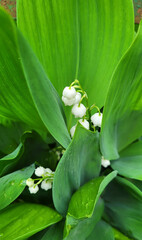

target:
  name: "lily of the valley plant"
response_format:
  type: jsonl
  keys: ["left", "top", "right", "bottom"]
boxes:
{"left": 0, "top": 0, "right": 142, "bottom": 239}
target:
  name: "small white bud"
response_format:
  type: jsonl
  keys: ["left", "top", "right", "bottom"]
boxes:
{"left": 41, "top": 180, "right": 52, "bottom": 191}
{"left": 62, "top": 96, "right": 76, "bottom": 106}
{"left": 91, "top": 113, "right": 103, "bottom": 127}
{"left": 101, "top": 156, "right": 110, "bottom": 168}
{"left": 79, "top": 119, "right": 89, "bottom": 130}
{"left": 26, "top": 178, "right": 34, "bottom": 187}
{"left": 62, "top": 86, "right": 76, "bottom": 99}
{"left": 74, "top": 92, "right": 81, "bottom": 104}
{"left": 44, "top": 168, "right": 53, "bottom": 177}
{"left": 35, "top": 166, "right": 45, "bottom": 177}
{"left": 29, "top": 185, "right": 39, "bottom": 194}
{"left": 72, "top": 103, "right": 86, "bottom": 118}
{"left": 70, "top": 125, "right": 77, "bottom": 137}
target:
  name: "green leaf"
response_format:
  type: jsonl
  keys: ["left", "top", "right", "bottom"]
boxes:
{"left": 0, "top": 8, "right": 45, "bottom": 131}
{"left": 0, "top": 121, "right": 26, "bottom": 155}
{"left": 18, "top": 31, "right": 71, "bottom": 149}
{"left": 41, "top": 222, "right": 64, "bottom": 240}
{"left": 0, "top": 164, "right": 35, "bottom": 210}
{"left": 0, "top": 8, "right": 70, "bottom": 148}
{"left": 64, "top": 199, "right": 104, "bottom": 240}
{"left": 87, "top": 220, "right": 115, "bottom": 240}
{"left": 64, "top": 171, "right": 117, "bottom": 239}
{"left": 103, "top": 177, "right": 142, "bottom": 240}
{"left": 67, "top": 171, "right": 117, "bottom": 219}
{"left": 53, "top": 124, "right": 101, "bottom": 216}
{"left": 0, "top": 131, "right": 49, "bottom": 177}
{"left": 17, "top": 0, "right": 134, "bottom": 108}
{"left": 111, "top": 141, "right": 142, "bottom": 180}
{"left": 101, "top": 22, "right": 142, "bottom": 159}
{"left": 0, "top": 203, "right": 62, "bottom": 240}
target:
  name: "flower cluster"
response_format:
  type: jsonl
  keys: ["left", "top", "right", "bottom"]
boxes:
{"left": 62, "top": 79, "right": 103, "bottom": 137}
{"left": 26, "top": 166, "right": 54, "bottom": 194}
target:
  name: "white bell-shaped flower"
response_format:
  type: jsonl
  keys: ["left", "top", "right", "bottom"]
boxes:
{"left": 62, "top": 96, "right": 76, "bottom": 106}
{"left": 70, "top": 125, "right": 77, "bottom": 137}
{"left": 74, "top": 92, "right": 82, "bottom": 104}
{"left": 72, "top": 103, "right": 86, "bottom": 118}
{"left": 91, "top": 113, "right": 103, "bottom": 127}
{"left": 44, "top": 168, "right": 53, "bottom": 177}
{"left": 29, "top": 185, "right": 39, "bottom": 194}
{"left": 41, "top": 180, "right": 52, "bottom": 191}
{"left": 26, "top": 178, "right": 34, "bottom": 187}
{"left": 62, "top": 86, "right": 76, "bottom": 99}
{"left": 101, "top": 156, "right": 110, "bottom": 168}
{"left": 35, "top": 166, "right": 45, "bottom": 177}
{"left": 79, "top": 119, "right": 89, "bottom": 130}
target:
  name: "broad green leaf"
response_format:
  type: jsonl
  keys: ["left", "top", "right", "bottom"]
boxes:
{"left": 0, "top": 8, "right": 45, "bottom": 131}
{"left": 64, "top": 171, "right": 117, "bottom": 239}
{"left": 111, "top": 141, "right": 142, "bottom": 180}
{"left": 101, "top": 22, "right": 142, "bottom": 159}
{"left": 0, "top": 203, "right": 62, "bottom": 240}
{"left": 66, "top": 171, "right": 117, "bottom": 219}
{"left": 41, "top": 222, "right": 64, "bottom": 240}
{"left": 18, "top": 31, "right": 71, "bottom": 149}
{"left": 64, "top": 199, "right": 104, "bottom": 240}
{"left": 103, "top": 177, "right": 142, "bottom": 240}
{"left": 0, "top": 131, "right": 49, "bottom": 177}
{"left": 0, "top": 164, "right": 34, "bottom": 210}
{"left": 53, "top": 124, "right": 101, "bottom": 215}
{"left": 87, "top": 220, "right": 114, "bottom": 240}
{"left": 17, "top": 0, "right": 134, "bottom": 108}
{"left": 0, "top": 121, "right": 26, "bottom": 155}
{"left": 0, "top": 8, "right": 70, "bottom": 148}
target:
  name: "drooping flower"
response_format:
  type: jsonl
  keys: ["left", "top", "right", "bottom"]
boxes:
{"left": 72, "top": 103, "right": 86, "bottom": 118}
{"left": 41, "top": 180, "right": 52, "bottom": 191}
{"left": 35, "top": 166, "right": 45, "bottom": 177}
{"left": 26, "top": 178, "right": 34, "bottom": 187}
{"left": 91, "top": 112, "right": 103, "bottom": 127}
{"left": 29, "top": 184, "right": 39, "bottom": 194}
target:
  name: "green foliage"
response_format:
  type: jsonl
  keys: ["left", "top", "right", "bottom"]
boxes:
{"left": 0, "top": 0, "right": 141, "bottom": 239}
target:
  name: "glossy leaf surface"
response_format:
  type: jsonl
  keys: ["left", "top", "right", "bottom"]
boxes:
{"left": 104, "top": 177, "right": 142, "bottom": 240}
{"left": 64, "top": 171, "right": 117, "bottom": 239}
{"left": 17, "top": 0, "right": 134, "bottom": 108}
{"left": 0, "top": 203, "right": 62, "bottom": 239}
{"left": 101, "top": 22, "right": 142, "bottom": 159}
{"left": 0, "top": 164, "right": 34, "bottom": 210}
{"left": 18, "top": 32, "right": 70, "bottom": 148}
{"left": 111, "top": 141, "right": 142, "bottom": 180}
{"left": 53, "top": 125, "right": 101, "bottom": 215}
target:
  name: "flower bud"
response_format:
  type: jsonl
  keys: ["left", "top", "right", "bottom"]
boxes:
{"left": 62, "top": 86, "right": 76, "bottom": 99}
{"left": 70, "top": 125, "right": 77, "bottom": 137}
{"left": 91, "top": 113, "right": 103, "bottom": 127}
{"left": 71, "top": 103, "right": 86, "bottom": 118}
{"left": 29, "top": 185, "right": 39, "bottom": 194}
{"left": 101, "top": 156, "right": 110, "bottom": 168}
{"left": 35, "top": 166, "right": 45, "bottom": 177}
{"left": 74, "top": 92, "right": 81, "bottom": 104}
{"left": 41, "top": 180, "right": 52, "bottom": 191}
{"left": 26, "top": 178, "right": 34, "bottom": 187}
{"left": 79, "top": 119, "right": 89, "bottom": 130}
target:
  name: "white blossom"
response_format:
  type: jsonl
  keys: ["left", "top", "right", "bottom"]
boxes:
{"left": 29, "top": 185, "right": 39, "bottom": 194}
{"left": 72, "top": 103, "right": 86, "bottom": 118}
{"left": 44, "top": 168, "right": 53, "bottom": 177}
{"left": 91, "top": 113, "right": 103, "bottom": 127}
{"left": 101, "top": 156, "right": 110, "bottom": 168}
{"left": 35, "top": 166, "right": 45, "bottom": 177}
{"left": 74, "top": 92, "right": 82, "bottom": 104}
{"left": 70, "top": 125, "right": 77, "bottom": 137}
{"left": 41, "top": 180, "right": 52, "bottom": 191}
{"left": 26, "top": 178, "right": 34, "bottom": 187}
{"left": 79, "top": 119, "right": 89, "bottom": 130}
{"left": 62, "top": 86, "right": 76, "bottom": 99}
{"left": 62, "top": 96, "right": 76, "bottom": 106}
